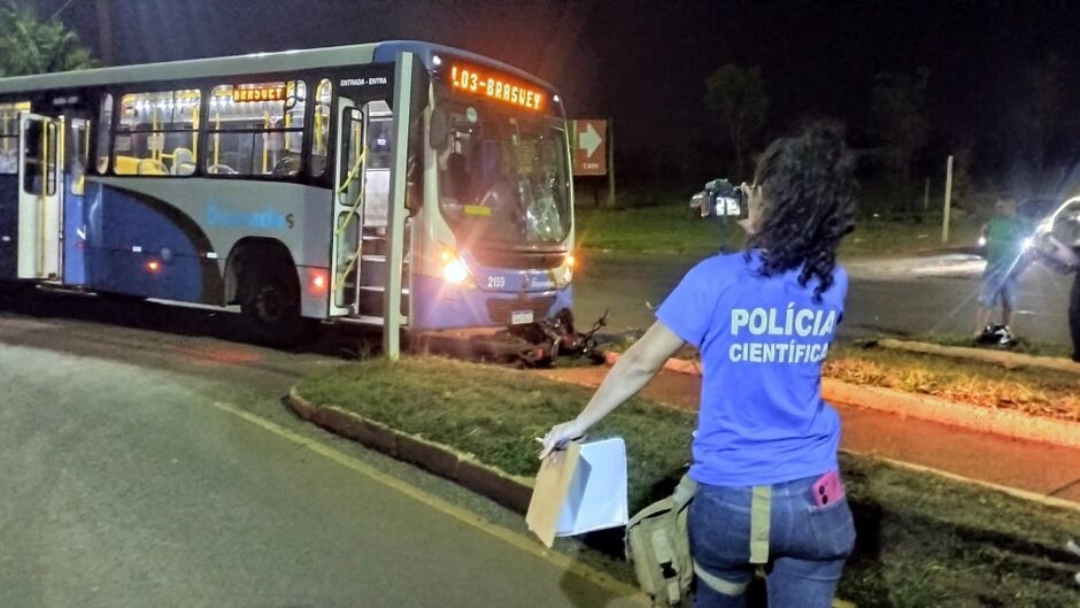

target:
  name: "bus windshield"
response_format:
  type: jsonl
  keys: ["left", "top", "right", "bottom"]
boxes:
{"left": 434, "top": 101, "right": 570, "bottom": 248}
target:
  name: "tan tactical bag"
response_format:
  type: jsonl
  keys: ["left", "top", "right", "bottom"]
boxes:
{"left": 624, "top": 475, "right": 698, "bottom": 607}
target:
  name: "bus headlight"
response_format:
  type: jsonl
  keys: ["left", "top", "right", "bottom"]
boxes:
{"left": 560, "top": 264, "right": 573, "bottom": 285}
{"left": 440, "top": 249, "right": 472, "bottom": 285}
{"left": 444, "top": 258, "right": 470, "bottom": 284}
{"left": 554, "top": 254, "right": 574, "bottom": 287}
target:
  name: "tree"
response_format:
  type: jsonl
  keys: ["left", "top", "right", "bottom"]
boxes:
{"left": 872, "top": 68, "right": 930, "bottom": 213}
{"left": 1016, "top": 55, "right": 1065, "bottom": 177}
{"left": 704, "top": 65, "right": 768, "bottom": 180}
{"left": 0, "top": 1, "right": 96, "bottom": 77}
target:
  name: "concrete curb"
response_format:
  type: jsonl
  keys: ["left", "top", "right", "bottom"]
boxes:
{"left": 605, "top": 352, "right": 1080, "bottom": 450}
{"left": 877, "top": 338, "right": 1080, "bottom": 376}
{"left": 284, "top": 388, "right": 534, "bottom": 514}
{"left": 284, "top": 380, "right": 1080, "bottom": 603}
{"left": 286, "top": 386, "right": 1080, "bottom": 516}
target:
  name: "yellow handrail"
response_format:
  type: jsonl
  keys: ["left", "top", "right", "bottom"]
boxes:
{"left": 151, "top": 103, "right": 159, "bottom": 162}
{"left": 213, "top": 112, "right": 220, "bottom": 167}
{"left": 192, "top": 105, "right": 199, "bottom": 158}
{"left": 336, "top": 148, "right": 365, "bottom": 194}
{"left": 335, "top": 145, "right": 369, "bottom": 286}
{"left": 334, "top": 149, "right": 367, "bottom": 236}
{"left": 262, "top": 111, "right": 270, "bottom": 174}
{"left": 284, "top": 110, "right": 291, "bottom": 154}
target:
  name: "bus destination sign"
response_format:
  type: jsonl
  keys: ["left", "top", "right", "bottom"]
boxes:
{"left": 231, "top": 85, "right": 286, "bottom": 103}
{"left": 449, "top": 64, "right": 544, "bottom": 111}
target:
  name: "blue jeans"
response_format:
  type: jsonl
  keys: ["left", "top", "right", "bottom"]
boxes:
{"left": 979, "top": 265, "right": 1021, "bottom": 310}
{"left": 689, "top": 474, "right": 856, "bottom": 608}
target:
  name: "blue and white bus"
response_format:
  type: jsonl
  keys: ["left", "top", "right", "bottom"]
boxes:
{"left": 0, "top": 41, "right": 575, "bottom": 347}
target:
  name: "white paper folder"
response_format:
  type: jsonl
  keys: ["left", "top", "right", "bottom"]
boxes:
{"left": 526, "top": 437, "right": 629, "bottom": 548}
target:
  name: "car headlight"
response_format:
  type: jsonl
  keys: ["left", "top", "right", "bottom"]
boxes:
{"left": 977, "top": 236, "right": 987, "bottom": 247}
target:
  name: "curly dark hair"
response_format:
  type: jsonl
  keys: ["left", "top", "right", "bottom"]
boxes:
{"left": 746, "top": 122, "right": 858, "bottom": 301}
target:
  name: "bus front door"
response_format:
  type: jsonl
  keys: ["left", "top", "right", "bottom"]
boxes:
{"left": 16, "top": 113, "right": 62, "bottom": 280}
{"left": 329, "top": 97, "right": 365, "bottom": 316}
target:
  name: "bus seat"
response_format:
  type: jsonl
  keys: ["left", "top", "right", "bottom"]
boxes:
{"left": 207, "top": 164, "right": 238, "bottom": 175}
{"left": 114, "top": 155, "right": 140, "bottom": 175}
{"left": 137, "top": 159, "right": 168, "bottom": 175}
{"left": 171, "top": 148, "right": 195, "bottom": 175}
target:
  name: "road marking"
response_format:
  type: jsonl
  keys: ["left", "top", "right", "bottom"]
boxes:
{"left": 209, "top": 401, "right": 860, "bottom": 608}
{"left": 208, "top": 401, "right": 649, "bottom": 605}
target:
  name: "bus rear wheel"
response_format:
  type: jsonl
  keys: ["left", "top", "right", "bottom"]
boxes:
{"left": 240, "top": 262, "right": 308, "bottom": 347}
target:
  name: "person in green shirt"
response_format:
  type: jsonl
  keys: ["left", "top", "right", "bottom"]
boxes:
{"left": 974, "top": 199, "right": 1031, "bottom": 340}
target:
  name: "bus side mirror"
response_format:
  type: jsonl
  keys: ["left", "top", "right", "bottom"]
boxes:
{"left": 430, "top": 108, "right": 449, "bottom": 152}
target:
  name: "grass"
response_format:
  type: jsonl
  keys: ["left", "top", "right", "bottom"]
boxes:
{"left": 576, "top": 205, "right": 746, "bottom": 255}
{"left": 297, "top": 356, "right": 1080, "bottom": 607}
{"left": 597, "top": 333, "right": 1080, "bottom": 421}
{"left": 575, "top": 204, "right": 984, "bottom": 258}
{"left": 825, "top": 342, "right": 1080, "bottom": 421}
{"left": 912, "top": 332, "right": 1075, "bottom": 359}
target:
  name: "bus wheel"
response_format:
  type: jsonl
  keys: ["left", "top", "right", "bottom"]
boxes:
{"left": 240, "top": 262, "right": 307, "bottom": 347}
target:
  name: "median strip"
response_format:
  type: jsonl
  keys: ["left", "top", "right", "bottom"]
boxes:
{"left": 289, "top": 356, "right": 1080, "bottom": 607}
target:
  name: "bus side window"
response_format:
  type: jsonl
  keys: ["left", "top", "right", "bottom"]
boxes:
{"left": 114, "top": 89, "right": 200, "bottom": 176}
{"left": 205, "top": 80, "right": 305, "bottom": 178}
{"left": 95, "top": 94, "right": 113, "bottom": 174}
{"left": 311, "top": 79, "right": 332, "bottom": 178}
{"left": 0, "top": 102, "right": 29, "bottom": 175}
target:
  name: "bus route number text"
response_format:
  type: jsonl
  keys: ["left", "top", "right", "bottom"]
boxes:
{"left": 451, "top": 65, "right": 544, "bottom": 111}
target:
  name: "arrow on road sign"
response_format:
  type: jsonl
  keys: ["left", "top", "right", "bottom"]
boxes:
{"left": 579, "top": 123, "right": 602, "bottom": 158}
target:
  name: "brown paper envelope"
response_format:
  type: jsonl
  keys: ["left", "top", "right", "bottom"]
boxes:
{"left": 525, "top": 440, "right": 583, "bottom": 548}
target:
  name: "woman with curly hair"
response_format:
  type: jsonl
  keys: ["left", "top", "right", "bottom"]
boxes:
{"left": 540, "top": 122, "right": 858, "bottom": 608}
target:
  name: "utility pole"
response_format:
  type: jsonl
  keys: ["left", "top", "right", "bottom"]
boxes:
{"left": 606, "top": 119, "right": 616, "bottom": 208}
{"left": 383, "top": 52, "right": 415, "bottom": 360}
{"left": 95, "top": 0, "right": 114, "bottom": 65}
{"left": 942, "top": 156, "right": 954, "bottom": 243}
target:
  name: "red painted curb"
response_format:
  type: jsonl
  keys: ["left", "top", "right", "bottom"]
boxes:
{"left": 604, "top": 352, "right": 1080, "bottom": 449}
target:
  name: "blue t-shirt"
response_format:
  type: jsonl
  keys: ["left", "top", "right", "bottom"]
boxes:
{"left": 656, "top": 250, "right": 846, "bottom": 486}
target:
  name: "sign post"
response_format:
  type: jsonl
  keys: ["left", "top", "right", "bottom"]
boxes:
{"left": 572, "top": 119, "right": 612, "bottom": 207}
{"left": 942, "top": 155, "right": 954, "bottom": 244}
{"left": 607, "top": 120, "right": 616, "bottom": 208}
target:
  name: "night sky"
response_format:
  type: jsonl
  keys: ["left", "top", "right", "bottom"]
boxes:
{"left": 31, "top": 0, "right": 1080, "bottom": 183}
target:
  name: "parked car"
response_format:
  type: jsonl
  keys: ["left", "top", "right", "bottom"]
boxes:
{"left": 1029, "top": 197, "right": 1080, "bottom": 274}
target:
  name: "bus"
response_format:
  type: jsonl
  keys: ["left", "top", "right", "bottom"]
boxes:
{"left": 0, "top": 41, "right": 575, "bottom": 350}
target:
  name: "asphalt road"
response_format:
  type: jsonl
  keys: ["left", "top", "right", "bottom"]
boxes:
{"left": 0, "top": 249, "right": 1070, "bottom": 607}
{"left": 573, "top": 252, "right": 1073, "bottom": 348}
{"left": 0, "top": 293, "right": 643, "bottom": 608}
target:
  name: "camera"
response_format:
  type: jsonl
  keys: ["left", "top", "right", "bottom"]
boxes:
{"left": 703, "top": 178, "right": 750, "bottom": 220}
